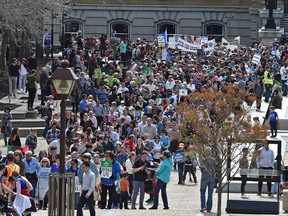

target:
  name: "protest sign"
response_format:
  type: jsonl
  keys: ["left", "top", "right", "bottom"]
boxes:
{"left": 252, "top": 53, "right": 262, "bottom": 65}
{"left": 168, "top": 37, "right": 177, "bottom": 49}
{"left": 101, "top": 160, "right": 113, "bottom": 179}
{"left": 158, "top": 35, "right": 165, "bottom": 47}
{"left": 37, "top": 167, "right": 51, "bottom": 200}
{"left": 179, "top": 89, "right": 188, "bottom": 97}
{"left": 75, "top": 176, "right": 82, "bottom": 193}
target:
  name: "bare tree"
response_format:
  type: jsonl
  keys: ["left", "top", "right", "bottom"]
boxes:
{"left": 0, "top": 0, "right": 70, "bottom": 74}
{"left": 178, "top": 84, "right": 268, "bottom": 216}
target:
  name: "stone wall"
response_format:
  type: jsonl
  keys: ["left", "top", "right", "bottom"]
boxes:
{"left": 64, "top": 4, "right": 261, "bottom": 45}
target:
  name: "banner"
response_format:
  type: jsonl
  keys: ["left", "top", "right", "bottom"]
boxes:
{"left": 37, "top": 167, "right": 51, "bottom": 200}
{"left": 177, "top": 38, "right": 201, "bottom": 53}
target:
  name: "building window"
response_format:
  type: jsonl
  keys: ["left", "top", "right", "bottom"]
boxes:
{"left": 65, "top": 21, "right": 82, "bottom": 34}
{"left": 205, "top": 24, "right": 224, "bottom": 42}
{"left": 111, "top": 23, "right": 129, "bottom": 39}
{"left": 158, "top": 23, "right": 176, "bottom": 37}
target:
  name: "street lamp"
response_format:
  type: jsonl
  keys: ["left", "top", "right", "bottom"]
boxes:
{"left": 49, "top": 60, "right": 77, "bottom": 216}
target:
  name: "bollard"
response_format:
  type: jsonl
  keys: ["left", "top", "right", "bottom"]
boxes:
{"left": 48, "top": 173, "right": 75, "bottom": 216}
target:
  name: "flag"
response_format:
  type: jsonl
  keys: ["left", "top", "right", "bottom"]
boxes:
{"left": 234, "top": 36, "right": 241, "bottom": 45}
{"left": 163, "top": 28, "right": 167, "bottom": 44}
{"left": 221, "top": 37, "right": 230, "bottom": 46}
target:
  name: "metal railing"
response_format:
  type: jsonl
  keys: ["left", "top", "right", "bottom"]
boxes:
{"left": 48, "top": 173, "right": 75, "bottom": 216}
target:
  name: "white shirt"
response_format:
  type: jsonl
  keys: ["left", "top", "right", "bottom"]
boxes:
{"left": 187, "top": 83, "right": 196, "bottom": 91}
{"left": 280, "top": 66, "right": 288, "bottom": 81}
{"left": 117, "top": 87, "right": 129, "bottom": 94}
{"left": 125, "top": 158, "right": 134, "bottom": 174}
{"left": 256, "top": 147, "right": 274, "bottom": 168}
{"left": 166, "top": 80, "right": 175, "bottom": 90}
{"left": 20, "top": 64, "right": 28, "bottom": 76}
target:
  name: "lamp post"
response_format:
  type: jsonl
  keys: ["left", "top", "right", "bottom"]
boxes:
{"left": 50, "top": 60, "right": 77, "bottom": 216}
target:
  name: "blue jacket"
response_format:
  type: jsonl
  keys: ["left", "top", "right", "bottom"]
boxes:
{"left": 101, "top": 160, "right": 121, "bottom": 185}
{"left": 155, "top": 158, "right": 173, "bottom": 183}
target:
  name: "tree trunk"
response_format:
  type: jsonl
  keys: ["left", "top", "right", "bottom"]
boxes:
{"left": 0, "top": 29, "right": 9, "bottom": 76}
{"left": 8, "top": 33, "right": 16, "bottom": 64}
{"left": 217, "top": 173, "right": 222, "bottom": 216}
{"left": 18, "top": 33, "right": 32, "bottom": 59}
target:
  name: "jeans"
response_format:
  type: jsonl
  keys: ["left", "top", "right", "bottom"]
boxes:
{"left": 153, "top": 179, "right": 168, "bottom": 208}
{"left": 264, "top": 84, "right": 271, "bottom": 102}
{"left": 100, "top": 184, "right": 115, "bottom": 209}
{"left": 178, "top": 163, "right": 184, "bottom": 183}
{"left": 18, "top": 74, "right": 27, "bottom": 91}
{"left": 128, "top": 174, "right": 134, "bottom": 195}
{"left": 25, "top": 173, "right": 38, "bottom": 198}
{"left": 282, "top": 80, "right": 287, "bottom": 96}
{"left": 119, "top": 191, "right": 129, "bottom": 209}
{"left": 77, "top": 191, "right": 95, "bottom": 216}
{"left": 3, "top": 126, "right": 12, "bottom": 146}
{"left": 270, "top": 122, "right": 277, "bottom": 136}
{"left": 75, "top": 192, "right": 80, "bottom": 208}
{"left": 272, "top": 174, "right": 282, "bottom": 194}
{"left": 241, "top": 175, "right": 247, "bottom": 194}
{"left": 9, "top": 76, "right": 18, "bottom": 95}
{"left": 131, "top": 180, "right": 145, "bottom": 207}
{"left": 200, "top": 175, "right": 215, "bottom": 211}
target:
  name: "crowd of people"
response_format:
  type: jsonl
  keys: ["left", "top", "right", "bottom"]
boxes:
{"left": 1, "top": 31, "right": 288, "bottom": 214}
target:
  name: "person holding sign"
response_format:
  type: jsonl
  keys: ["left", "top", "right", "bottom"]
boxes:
{"left": 174, "top": 143, "right": 185, "bottom": 185}
{"left": 100, "top": 151, "right": 121, "bottom": 209}
{"left": 77, "top": 161, "right": 96, "bottom": 216}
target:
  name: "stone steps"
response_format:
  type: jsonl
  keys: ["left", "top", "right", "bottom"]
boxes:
{"left": 18, "top": 127, "right": 44, "bottom": 137}
{"left": 9, "top": 119, "right": 46, "bottom": 128}
{"left": 0, "top": 111, "right": 38, "bottom": 119}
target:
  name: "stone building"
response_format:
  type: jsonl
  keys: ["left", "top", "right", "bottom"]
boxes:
{"left": 50, "top": 0, "right": 288, "bottom": 45}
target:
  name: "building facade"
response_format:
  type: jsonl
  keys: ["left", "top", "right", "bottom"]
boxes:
{"left": 50, "top": 0, "right": 287, "bottom": 45}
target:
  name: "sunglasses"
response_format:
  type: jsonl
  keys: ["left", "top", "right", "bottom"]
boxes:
{"left": 71, "top": 163, "right": 76, "bottom": 165}
{"left": 26, "top": 155, "right": 32, "bottom": 157}
{"left": 42, "top": 161, "right": 48, "bottom": 163}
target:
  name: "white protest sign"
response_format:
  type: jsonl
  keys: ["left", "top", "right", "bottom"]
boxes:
{"left": 168, "top": 37, "right": 177, "bottom": 49}
{"left": 158, "top": 35, "right": 165, "bottom": 47}
{"left": 204, "top": 39, "right": 216, "bottom": 52}
{"left": 75, "top": 176, "right": 82, "bottom": 193}
{"left": 179, "top": 89, "right": 188, "bottom": 97}
{"left": 252, "top": 53, "right": 262, "bottom": 65}
{"left": 37, "top": 167, "right": 51, "bottom": 200}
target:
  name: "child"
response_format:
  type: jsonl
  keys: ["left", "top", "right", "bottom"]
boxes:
{"left": 269, "top": 106, "right": 278, "bottom": 138}
{"left": 239, "top": 147, "right": 249, "bottom": 199}
{"left": 119, "top": 171, "right": 130, "bottom": 209}
{"left": 174, "top": 143, "right": 185, "bottom": 185}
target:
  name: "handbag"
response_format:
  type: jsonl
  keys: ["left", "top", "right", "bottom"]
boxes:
{"left": 1, "top": 125, "right": 5, "bottom": 133}
{"left": 94, "top": 189, "right": 101, "bottom": 201}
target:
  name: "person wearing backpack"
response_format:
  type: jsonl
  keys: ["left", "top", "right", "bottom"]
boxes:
{"left": 174, "top": 143, "right": 185, "bottom": 185}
